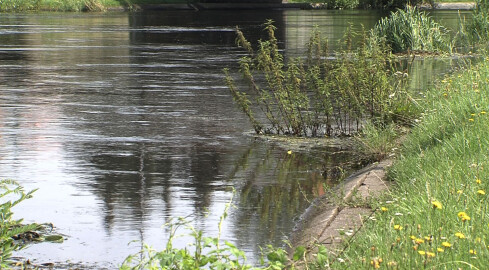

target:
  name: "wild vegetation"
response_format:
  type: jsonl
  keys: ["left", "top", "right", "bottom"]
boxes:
{"left": 0, "top": 180, "right": 39, "bottom": 267}
{"left": 120, "top": 193, "right": 329, "bottom": 270}
{"left": 0, "top": 0, "right": 110, "bottom": 11}
{"left": 456, "top": 0, "right": 489, "bottom": 47}
{"left": 327, "top": 55, "right": 489, "bottom": 269}
{"left": 369, "top": 6, "right": 452, "bottom": 53}
{"left": 224, "top": 20, "right": 414, "bottom": 138}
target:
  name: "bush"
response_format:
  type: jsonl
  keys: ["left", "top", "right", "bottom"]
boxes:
{"left": 225, "top": 21, "right": 414, "bottom": 137}
{"left": 0, "top": 0, "right": 40, "bottom": 11}
{"left": 370, "top": 6, "right": 452, "bottom": 53}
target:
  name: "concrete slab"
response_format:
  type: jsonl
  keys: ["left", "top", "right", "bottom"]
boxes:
{"left": 290, "top": 159, "right": 392, "bottom": 259}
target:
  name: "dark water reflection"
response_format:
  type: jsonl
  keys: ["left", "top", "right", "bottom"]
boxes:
{"left": 0, "top": 9, "right": 471, "bottom": 267}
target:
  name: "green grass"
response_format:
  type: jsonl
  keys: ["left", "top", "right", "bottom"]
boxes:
{"left": 330, "top": 56, "right": 489, "bottom": 269}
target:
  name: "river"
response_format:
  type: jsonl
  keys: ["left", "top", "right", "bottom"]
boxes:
{"left": 0, "top": 9, "right": 471, "bottom": 268}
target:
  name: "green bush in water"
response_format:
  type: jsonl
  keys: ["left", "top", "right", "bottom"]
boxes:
{"left": 370, "top": 6, "right": 452, "bottom": 53}
{"left": 225, "top": 21, "right": 416, "bottom": 137}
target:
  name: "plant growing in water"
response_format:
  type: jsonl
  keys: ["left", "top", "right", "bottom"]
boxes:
{"left": 224, "top": 20, "right": 413, "bottom": 137}
{"left": 369, "top": 6, "right": 452, "bottom": 53}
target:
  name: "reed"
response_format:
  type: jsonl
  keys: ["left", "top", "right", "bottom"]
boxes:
{"left": 370, "top": 6, "right": 452, "bottom": 53}
{"left": 457, "top": 0, "right": 489, "bottom": 46}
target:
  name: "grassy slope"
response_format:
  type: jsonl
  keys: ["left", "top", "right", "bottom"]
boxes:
{"left": 331, "top": 56, "right": 489, "bottom": 268}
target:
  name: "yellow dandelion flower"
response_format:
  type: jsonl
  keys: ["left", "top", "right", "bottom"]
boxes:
{"left": 470, "top": 249, "right": 477, "bottom": 255}
{"left": 424, "top": 236, "right": 432, "bottom": 242}
{"left": 476, "top": 179, "right": 482, "bottom": 184}
{"left": 394, "top": 225, "right": 403, "bottom": 231}
{"left": 437, "top": 248, "right": 444, "bottom": 252}
{"left": 287, "top": 150, "right": 292, "bottom": 155}
{"left": 410, "top": 235, "right": 416, "bottom": 240}
{"left": 415, "top": 238, "right": 425, "bottom": 244}
{"left": 431, "top": 200, "right": 442, "bottom": 209}
{"left": 458, "top": 212, "right": 471, "bottom": 221}
{"left": 477, "top": 189, "right": 486, "bottom": 195}
{"left": 455, "top": 232, "right": 465, "bottom": 239}
{"left": 471, "top": 113, "right": 476, "bottom": 116}
{"left": 442, "top": 242, "right": 452, "bottom": 248}
{"left": 481, "top": 111, "right": 487, "bottom": 114}
{"left": 418, "top": 250, "right": 426, "bottom": 256}
{"left": 469, "top": 118, "right": 475, "bottom": 122}
{"left": 427, "top": 252, "right": 436, "bottom": 258}
{"left": 381, "top": 207, "right": 388, "bottom": 212}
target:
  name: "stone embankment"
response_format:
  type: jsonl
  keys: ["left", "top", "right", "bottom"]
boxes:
{"left": 290, "top": 159, "right": 392, "bottom": 257}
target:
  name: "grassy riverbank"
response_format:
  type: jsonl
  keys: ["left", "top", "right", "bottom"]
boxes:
{"left": 328, "top": 55, "right": 489, "bottom": 268}
{"left": 0, "top": 0, "right": 476, "bottom": 12}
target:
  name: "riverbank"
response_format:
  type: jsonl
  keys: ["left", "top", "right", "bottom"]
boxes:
{"left": 313, "top": 55, "right": 489, "bottom": 268}
{"left": 109, "top": 1, "right": 477, "bottom": 11}
{"left": 0, "top": 0, "right": 477, "bottom": 12}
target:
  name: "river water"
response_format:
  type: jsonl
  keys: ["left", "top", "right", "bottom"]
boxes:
{"left": 0, "top": 9, "right": 471, "bottom": 268}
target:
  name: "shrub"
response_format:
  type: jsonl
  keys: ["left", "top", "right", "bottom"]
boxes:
{"left": 225, "top": 21, "right": 414, "bottom": 137}
{"left": 370, "top": 6, "right": 452, "bottom": 53}
{"left": 0, "top": 0, "right": 40, "bottom": 11}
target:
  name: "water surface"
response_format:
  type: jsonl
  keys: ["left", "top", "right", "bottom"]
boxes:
{"left": 0, "top": 9, "right": 471, "bottom": 267}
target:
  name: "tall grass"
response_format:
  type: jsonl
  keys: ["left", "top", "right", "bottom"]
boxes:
{"left": 456, "top": 0, "right": 489, "bottom": 47}
{"left": 225, "top": 21, "right": 414, "bottom": 138}
{"left": 370, "top": 6, "right": 452, "bottom": 54}
{"left": 329, "top": 56, "right": 489, "bottom": 268}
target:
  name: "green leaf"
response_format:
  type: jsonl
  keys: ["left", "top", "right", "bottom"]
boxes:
{"left": 44, "top": 235, "right": 64, "bottom": 243}
{"left": 292, "top": 246, "right": 306, "bottom": 261}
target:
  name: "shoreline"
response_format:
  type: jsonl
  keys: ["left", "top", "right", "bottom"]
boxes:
{"left": 106, "top": 1, "right": 476, "bottom": 11}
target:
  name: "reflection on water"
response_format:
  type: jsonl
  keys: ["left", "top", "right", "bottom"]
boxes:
{"left": 0, "top": 9, "right": 471, "bottom": 267}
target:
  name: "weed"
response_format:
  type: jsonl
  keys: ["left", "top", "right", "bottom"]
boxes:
{"left": 225, "top": 21, "right": 414, "bottom": 138}
{"left": 0, "top": 180, "right": 39, "bottom": 267}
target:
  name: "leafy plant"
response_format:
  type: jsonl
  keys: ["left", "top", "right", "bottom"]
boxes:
{"left": 0, "top": 179, "right": 39, "bottom": 267}
{"left": 120, "top": 190, "right": 331, "bottom": 269}
{"left": 225, "top": 21, "right": 413, "bottom": 138}
{"left": 0, "top": 0, "right": 40, "bottom": 11}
